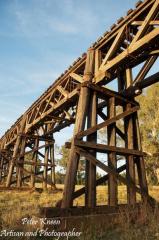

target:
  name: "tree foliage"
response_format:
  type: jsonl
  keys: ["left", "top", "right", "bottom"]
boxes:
{"left": 56, "top": 142, "right": 85, "bottom": 184}
{"left": 137, "top": 83, "right": 159, "bottom": 185}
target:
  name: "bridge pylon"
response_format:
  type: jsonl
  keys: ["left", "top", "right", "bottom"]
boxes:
{"left": 62, "top": 48, "right": 150, "bottom": 209}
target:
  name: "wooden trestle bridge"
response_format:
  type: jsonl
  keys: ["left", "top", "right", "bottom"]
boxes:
{"left": 0, "top": 0, "right": 159, "bottom": 210}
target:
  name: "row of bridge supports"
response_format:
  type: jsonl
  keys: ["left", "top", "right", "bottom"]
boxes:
{"left": 0, "top": 47, "right": 154, "bottom": 210}
{"left": 0, "top": 125, "right": 56, "bottom": 189}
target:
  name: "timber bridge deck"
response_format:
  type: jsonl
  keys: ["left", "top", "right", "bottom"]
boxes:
{"left": 0, "top": 0, "right": 159, "bottom": 210}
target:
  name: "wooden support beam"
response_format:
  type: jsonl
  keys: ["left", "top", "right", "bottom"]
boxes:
{"left": 17, "top": 137, "right": 26, "bottom": 187}
{"left": 123, "top": 71, "right": 159, "bottom": 97}
{"left": 107, "top": 97, "right": 117, "bottom": 206}
{"left": 24, "top": 143, "right": 53, "bottom": 156}
{"left": 116, "top": 126, "right": 125, "bottom": 141}
{"left": 20, "top": 166, "right": 53, "bottom": 186}
{"left": 101, "top": 25, "right": 126, "bottom": 67}
{"left": 28, "top": 144, "right": 52, "bottom": 163}
{"left": 131, "top": 20, "right": 159, "bottom": 25}
{"left": 126, "top": 68, "right": 133, "bottom": 88}
{"left": 98, "top": 109, "right": 107, "bottom": 121}
{"left": 10, "top": 168, "right": 51, "bottom": 185}
{"left": 46, "top": 99, "right": 54, "bottom": 107}
{"left": 30, "top": 139, "right": 39, "bottom": 188}
{"left": 124, "top": 103, "right": 136, "bottom": 205}
{"left": 73, "top": 164, "right": 126, "bottom": 199}
{"left": 133, "top": 112, "right": 149, "bottom": 203}
{"left": 70, "top": 73, "right": 83, "bottom": 83}
{"left": 117, "top": 70, "right": 126, "bottom": 92}
{"left": 0, "top": 159, "right": 3, "bottom": 182}
{"left": 131, "top": 0, "right": 159, "bottom": 44}
{"left": 43, "top": 125, "right": 50, "bottom": 190}
{"left": 74, "top": 140, "right": 143, "bottom": 156}
{"left": 76, "top": 148, "right": 146, "bottom": 197}
{"left": 95, "top": 49, "right": 102, "bottom": 76}
{"left": 85, "top": 91, "right": 97, "bottom": 207}
{"left": 45, "top": 119, "right": 75, "bottom": 136}
{"left": 61, "top": 48, "right": 95, "bottom": 208}
{"left": 88, "top": 83, "right": 138, "bottom": 106}
{"left": 134, "top": 56, "right": 157, "bottom": 84}
{"left": 50, "top": 137, "right": 56, "bottom": 187}
{"left": 57, "top": 86, "right": 68, "bottom": 98}
{"left": 76, "top": 106, "right": 139, "bottom": 139}
{"left": 6, "top": 115, "right": 26, "bottom": 187}
{"left": 96, "top": 28, "right": 159, "bottom": 83}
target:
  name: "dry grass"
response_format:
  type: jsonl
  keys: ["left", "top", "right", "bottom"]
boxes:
{"left": 0, "top": 185, "right": 159, "bottom": 239}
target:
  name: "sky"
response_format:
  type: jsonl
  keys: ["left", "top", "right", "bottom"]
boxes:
{"left": 0, "top": 0, "right": 140, "bottom": 146}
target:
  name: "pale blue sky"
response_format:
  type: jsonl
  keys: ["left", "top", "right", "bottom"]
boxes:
{"left": 0, "top": 0, "right": 140, "bottom": 145}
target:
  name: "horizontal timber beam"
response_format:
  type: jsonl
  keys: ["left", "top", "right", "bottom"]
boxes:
{"left": 74, "top": 140, "right": 143, "bottom": 156}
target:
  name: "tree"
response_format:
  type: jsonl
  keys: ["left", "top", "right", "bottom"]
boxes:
{"left": 137, "top": 83, "right": 159, "bottom": 185}
{"left": 56, "top": 141, "right": 85, "bottom": 185}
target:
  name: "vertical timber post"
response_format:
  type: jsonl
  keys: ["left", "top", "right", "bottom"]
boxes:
{"left": 17, "top": 136, "right": 26, "bottom": 187}
{"left": 0, "top": 140, "right": 5, "bottom": 182}
{"left": 30, "top": 138, "right": 39, "bottom": 188}
{"left": 125, "top": 103, "right": 136, "bottom": 205}
{"left": 125, "top": 68, "right": 136, "bottom": 205}
{"left": 85, "top": 91, "right": 97, "bottom": 207}
{"left": 0, "top": 156, "right": 3, "bottom": 182}
{"left": 6, "top": 115, "right": 26, "bottom": 187}
{"left": 43, "top": 135, "right": 49, "bottom": 190}
{"left": 61, "top": 47, "right": 95, "bottom": 208}
{"left": 107, "top": 97, "right": 117, "bottom": 206}
{"left": 50, "top": 136, "right": 56, "bottom": 189}
{"left": 134, "top": 112, "right": 148, "bottom": 203}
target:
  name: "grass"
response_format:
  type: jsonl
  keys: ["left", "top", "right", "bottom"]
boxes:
{"left": 0, "top": 185, "right": 159, "bottom": 239}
